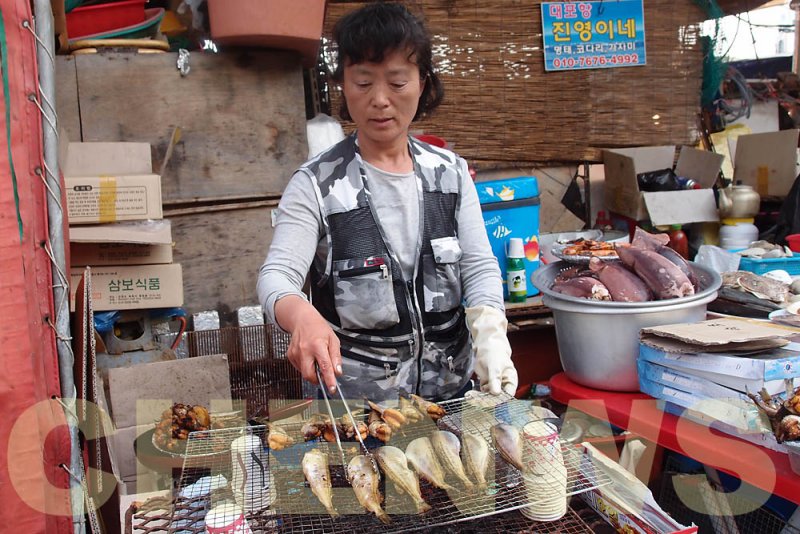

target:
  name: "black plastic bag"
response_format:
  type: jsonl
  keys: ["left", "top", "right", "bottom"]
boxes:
{"left": 774, "top": 172, "right": 800, "bottom": 246}
{"left": 637, "top": 168, "right": 679, "bottom": 192}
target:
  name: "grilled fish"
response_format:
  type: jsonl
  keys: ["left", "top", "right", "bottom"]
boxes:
{"left": 492, "top": 423, "right": 524, "bottom": 471}
{"left": 302, "top": 413, "right": 331, "bottom": 441}
{"left": 368, "top": 410, "right": 393, "bottom": 442}
{"left": 302, "top": 449, "right": 338, "bottom": 517}
{"left": 348, "top": 455, "right": 390, "bottom": 524}
{"left": 398, "top": 396, "right": 424, "bottom": 423}
{"left": 430, "top": 431, "right": 474, "bottom": 490}
{"left": 405, "top": 437, "right": 454, "bottom": 491}
{"left": 266, "top": 423, "right": 294, "bottom": 450}
{"left": 410, "top": 394, "right": 446, "bottom": 421}
{"left": 368, "top": 400, "right": 407, "bottom": 430}
{"left": 461, "top": 433, "right": 490, "bottom": 490}
{"left": 375, "top": 446, "right": 431, "bottom": 514}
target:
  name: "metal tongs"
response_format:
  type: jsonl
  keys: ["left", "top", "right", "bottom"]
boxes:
{"left": 315, "top": 364, "right": 379, "bottom": 475}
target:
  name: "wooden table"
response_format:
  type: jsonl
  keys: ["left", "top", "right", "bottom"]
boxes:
{"left": 504, "top": 295, "right": 553, "bottom": 330}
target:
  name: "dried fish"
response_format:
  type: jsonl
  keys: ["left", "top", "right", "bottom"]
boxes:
{"left": 266, "top": 423, "right": 294, "bottom": 451}
{"left": 368, "top": 410, "right": 393, "bottom": 442}
{"left": 722, "top": 271, "right": 790, "bottom": 303}
{"left": 368, "top": 400, "right": 406, "bottom": 430}
{"left": 341, "top": 415, "right": 369, "bottom": 441}
{"left": 461, "top": 433, "right": 490, "bottom": 491}
{"left": 491, "top": 423, "right": 524, "bottom": 471}
{"left": 405, "top": 437, "right": 454, "bottom": 491}
{"left": 409, "top": 394, "right": 447, "bottom": 421}
{"left": 375, "top": 446, "right": 431, "bottom": 514}
{"left": 302, "top": 449, "right": 338, "bottom": 517}
{"left": 348, "top": 455, "right": 390, "bottom": 524}
{"left": 302, "top": 413, "right": 330, "bottom": 442}
{"left": 430, "top": 431, "right": 474, "bottom": 489}
{"left": 398, "top": 396, "right": 424, "bottom": 423}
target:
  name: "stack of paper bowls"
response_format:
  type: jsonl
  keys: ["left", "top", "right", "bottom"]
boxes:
{"left": 519, "top": 421, "right": 568, "bottom": 522}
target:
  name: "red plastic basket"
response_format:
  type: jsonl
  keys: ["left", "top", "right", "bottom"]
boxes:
{"left": 66, "top": 0, "right": 146, "bottom": 40}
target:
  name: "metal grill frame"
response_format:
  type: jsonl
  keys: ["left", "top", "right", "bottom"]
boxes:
{"left": 168, "top": 393, "right": 611, "bottom": 533}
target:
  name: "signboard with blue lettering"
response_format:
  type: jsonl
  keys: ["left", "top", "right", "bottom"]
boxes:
{"left": 541, "top": 0, "right": 646, "bottom": 71}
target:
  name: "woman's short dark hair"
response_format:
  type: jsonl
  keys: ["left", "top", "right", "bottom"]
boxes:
{"left": 331, "top": 2, "right": 444, "bottom": 121}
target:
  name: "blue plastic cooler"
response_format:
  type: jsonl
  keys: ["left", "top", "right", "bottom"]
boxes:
{"left": 475, "top": 176, "right": 540, "bottom": 298}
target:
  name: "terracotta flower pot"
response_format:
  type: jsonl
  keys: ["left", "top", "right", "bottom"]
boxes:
{"left": 207, "top": 0, "right": 326, "bottom": 67}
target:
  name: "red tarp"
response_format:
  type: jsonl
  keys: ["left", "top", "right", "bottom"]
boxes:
{"left": 0, "top": 1, "right": 73, "bottom": 532}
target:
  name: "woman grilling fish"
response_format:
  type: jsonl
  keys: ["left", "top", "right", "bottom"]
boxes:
{"left": 257, "top": 2, "right": 517, "bottom": 402}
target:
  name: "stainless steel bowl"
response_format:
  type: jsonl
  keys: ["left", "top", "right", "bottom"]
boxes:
{"left": 532, "top": 261, "right": 722, "bottom": 392}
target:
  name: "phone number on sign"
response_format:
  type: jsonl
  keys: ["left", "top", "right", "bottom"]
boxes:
{"left": 552, "top": 53, "right": 639, "bottom": 68}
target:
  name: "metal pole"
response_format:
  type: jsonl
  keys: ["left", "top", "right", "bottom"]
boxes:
{"left": 792, "top": 0, "right": 800, "bottom": 74}
{"left": 31, "top": 2, "right": 85, "bottom": 533}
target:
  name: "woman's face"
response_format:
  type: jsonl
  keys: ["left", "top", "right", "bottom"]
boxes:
{"left": 342, "top": 48, "right": 425, "bottom": 149}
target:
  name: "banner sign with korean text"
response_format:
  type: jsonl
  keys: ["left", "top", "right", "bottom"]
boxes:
{"left": 541, "top": 0, "right": 646, "bottom": 71}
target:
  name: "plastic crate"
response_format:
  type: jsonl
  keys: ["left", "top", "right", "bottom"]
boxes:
{"left": 66, "top": 0, "right": 146, "bottom": 40}
{"left": 737, "top": 255, "right": 800, "bottom": 276}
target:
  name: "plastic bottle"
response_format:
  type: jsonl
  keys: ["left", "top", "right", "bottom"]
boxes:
{"left": 506, "top": 237, "right": 527, "bottom": 303}
{"left": 719, "top": 218, "right": 759, "bottom": 250}
{"left": 594, "top": 210, "right": 612, "bottom": 231}
{"left": 676, "top": 177, "right": 700, "bottom": 190}
{"left": 667, "top": 224, "right": 688, "bottom": 259}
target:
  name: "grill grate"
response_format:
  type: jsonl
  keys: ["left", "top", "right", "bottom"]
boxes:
{"left": 127, "top": 495, "right": 596, "bottom": 533}
{"left": 169, "top": 324, "right": 304, "bottom": 420}
{"left": 169, "top": 393, "right": 611, "bottom": 533}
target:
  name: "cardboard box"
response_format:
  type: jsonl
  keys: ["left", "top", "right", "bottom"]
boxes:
{"left": 732, "top": 129, "right": 799, "bottom": 197}
{"left": 65, "top": 174, "right": 163, "bottom": 224}
{"left": 69, "top": 263, "right": 183, "bottom": 311}
{"left": 63, "top": 142, "right": 152, "bottom": 177}
{"left": 638, "top": 343, "right": 796, "bottom": 396}
{"left": 107, "top": 424, "right": 151, "bottom": 480}
{"left": 69, "top": 219, "right": 172, "bottom": 244}
{"left": 580, "top": 443, "right": 697, "bottom": 534}
{"left": 603, "top": 146, "right": 723, "bottom": 224}
{"left": 105, "top": 355, "right": 234, "bottom": 502}
{"left": 639, "top": 318, "right": 795, "bottom": 354}
{"left": 107, "top": 354, "right": 233, "bottom": 429}
{"left": 71, "top": 242, "right": 173, "bottom": 266}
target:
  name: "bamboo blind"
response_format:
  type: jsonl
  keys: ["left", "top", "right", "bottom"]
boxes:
{"left": 323, "top": 1, "right": 705, "bottom": 166}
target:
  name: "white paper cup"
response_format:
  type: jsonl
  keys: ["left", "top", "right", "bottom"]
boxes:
{"left": 205, "top": 503, "right": 253, "bottom": 534}
{"left": 521, "top": 421, "right": 565, "bottom": 475}
{"left": 520, "top": 421, "right": 567, "bottom": 521}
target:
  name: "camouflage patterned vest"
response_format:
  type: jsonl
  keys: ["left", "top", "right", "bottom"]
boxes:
{"left": 300, "top": 133, "right": 473, "bottom": 402}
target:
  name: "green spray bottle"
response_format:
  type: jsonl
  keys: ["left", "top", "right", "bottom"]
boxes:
{"left": 506, "top": 237, "right": 527, "bottom": 303}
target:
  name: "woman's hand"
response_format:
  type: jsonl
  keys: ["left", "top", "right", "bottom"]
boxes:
{"left": 275, "top": 295, "right": 343, "bottom": 393}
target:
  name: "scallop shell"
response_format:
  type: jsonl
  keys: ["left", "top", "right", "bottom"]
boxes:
{"left": 738, "top": 247, "right": 766, "bottom": 258}
{"left": 763, "top": 249, "right": 785, "bottom": 259}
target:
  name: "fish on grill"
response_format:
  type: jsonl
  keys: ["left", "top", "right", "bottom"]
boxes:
{"left": 348, "top": 455, "right": 390, "bottom": 524}
{"left": 375, "top": 446, "right": 432, "bottom": 514}
{"left": 405, "top": 437, "right": 454, "bottom": 491}
{"left": 302, "top": 449, "right": 338, "bottom": 517}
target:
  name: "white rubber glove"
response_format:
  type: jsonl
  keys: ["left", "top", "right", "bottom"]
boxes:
{"left": 465, "top": 305, "right": 518, "bottom": 397}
